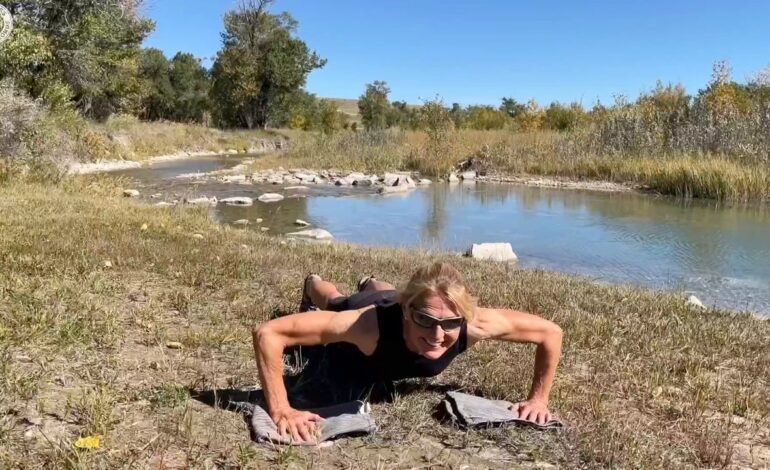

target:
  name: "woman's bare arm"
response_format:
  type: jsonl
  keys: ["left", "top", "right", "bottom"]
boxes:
{"left": 251, "top": 308, "right": 376, "bottom": 441}
{"left": 467, "top": 307, "right": 563, "bottom": 423}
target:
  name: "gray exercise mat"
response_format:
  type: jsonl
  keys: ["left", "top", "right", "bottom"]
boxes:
{"left": 441, "top": 391, "right": 564, "bottom": 431}
{"left": 250, "top": 400, "right": 377, "bottom": 445}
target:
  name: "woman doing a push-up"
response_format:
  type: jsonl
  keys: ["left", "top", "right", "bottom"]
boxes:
{"left": 252, "top": 262, "right": 563, "bottom": 443}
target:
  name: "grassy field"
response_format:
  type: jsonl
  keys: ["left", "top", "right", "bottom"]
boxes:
{"left": 0, "top": 177, "right": 767, "bottom": 468}
{"left": 254, "top": 129, "right": 770, "bottom": 202}
{"left": 92, "top": 116, "right": 282, "bottom": 162}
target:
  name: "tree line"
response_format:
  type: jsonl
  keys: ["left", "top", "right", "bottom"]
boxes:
{"left": 2, "top": 0, "right": 770, "bottom": 161}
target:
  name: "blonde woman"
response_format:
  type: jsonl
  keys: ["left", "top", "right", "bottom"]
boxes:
{"left": 252, "top": 262, "right": 563, "bottom": 443}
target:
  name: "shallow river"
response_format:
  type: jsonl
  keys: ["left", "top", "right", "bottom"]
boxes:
{"left": 112, "top": 155, "right": 770, "bottom": 315}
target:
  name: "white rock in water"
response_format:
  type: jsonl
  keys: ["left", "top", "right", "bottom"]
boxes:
{"left": 258, "top": 193, "right": 284, "bottom": 203}
{"left": 686, "top": 295, "right": 705, "bottom": 309}
{"left": 185, "top": 196, "right": 217, "bottom": 205}
{"left": 294, "top": 219, "right": 310, "bottom": 227}
{"left": 221, "top": 196, "right": 253, "bottom": 206}
{"left": 379, "top": 184, "right": 413, "bottom": 194}
{"left": 460, "top": 170, "right": 477, "bottom": 180}
{"left": 286, "top": 228, "right": 334, "bottom": 240}
{"left": 284, "top": 186, "right": 309, "bottom": 190}
{"left": 294, "top": 172, "right": 316, "bottom": 181}
{"left": 382, "top": 173, "right": 400, "bottom": 186}
{"left": 418, "top": 178, "right": 432, "bottom": 185}
{"left": 123, "top": 189, "right": 140, "bottom": 198}
{"left": 222, "top": 174, "right": 246, "bottom": 183}
{"left": 468, "top": 243, "right": 518, "bottom": 262}
{"left": 448, "top": 173, "right": 460, "bottom": 183}
{"left": 233, "top": 219, "right": 250, "bottom": 226}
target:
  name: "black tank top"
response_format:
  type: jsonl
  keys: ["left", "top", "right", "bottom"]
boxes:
{"left": 327, "top": 299, "right": 468, "bottom": 382}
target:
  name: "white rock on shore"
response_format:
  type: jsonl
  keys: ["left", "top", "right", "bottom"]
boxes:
{"left": 467, "top": 243, "right": 518, "bottom": 262}
{"left": 460, "top": 170, "right": 477, "bottom": 180}
{"left": 220, "top": 196, "right": 253, "bottom": 206}
{"left": 294, "top": 219, "right": 310, "bottom": 227}
{"left": 686, "top": 295, "right": 706, "bottom": 309}
{"left": 233, "top": 219, "right": 250, "bottom": 226}
{"left": 286, "top": 228, "right": 334, "bottom": 240}
{"left": 123, "top": 189, "right": 140, "bottom": 198}
{"left": 258, "top": 193, "right": 284, "bottom": 203}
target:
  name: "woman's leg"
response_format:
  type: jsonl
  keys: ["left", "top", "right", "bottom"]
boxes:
{"left": 362, "top": 278, "right": 396, "bottom": 292}
{"left": 305, "top": 275, "right": 346, "bottom": 310}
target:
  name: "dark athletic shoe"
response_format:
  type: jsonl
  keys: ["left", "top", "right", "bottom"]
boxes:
{"left": 299, "top": 273, "right": 321, "bottom": 312}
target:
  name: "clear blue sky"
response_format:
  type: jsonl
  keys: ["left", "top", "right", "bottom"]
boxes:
{"left": 142, "top": 0, "right": 770, "bottom": 106}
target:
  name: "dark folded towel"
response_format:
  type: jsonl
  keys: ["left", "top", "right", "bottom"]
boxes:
{"left": 440, "top": 391, "right": 564, "bottom": 431}
{"left": 249, "top": 400, "right": 377, "bottom": 445}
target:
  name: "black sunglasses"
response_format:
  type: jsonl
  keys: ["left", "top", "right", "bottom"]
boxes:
{"left": 410, "top": 308, "right": 464, "bottom": 331}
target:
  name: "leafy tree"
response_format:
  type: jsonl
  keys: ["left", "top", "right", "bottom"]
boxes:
{"left": 210, "top": 0, "right": 325, "bottom": 128}
{"left": 358, "top": 80, "right": 390, "bottom": 131}
{"left": 0, "top": 0, "right": 154, "bottom": 119}
{"left": 169, "top": 52, "right": 210, "bottom": 123}
{"left": 465, "top": 105, "right": 507, "bottom": 130}
{"left": 544, "top": 102, "right": 587, "bottom": 131}
{"left": 138, "top": 48, "right": 174, "bottom": 121}
{"left": 448, "top": 102, "right": 466, "bottom": 129}
{"left": 500, "top": 97, "right": 526, "bottom": 118}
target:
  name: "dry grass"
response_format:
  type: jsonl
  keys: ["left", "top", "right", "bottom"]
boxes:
{"left": 266, "top": 129, "right": 770, "bottom": 202}
{"left": 92, "top": 115, "right": 281, "bottom": 162}
{"left": 0, "top": 177, "right": 768, "bottom": 468}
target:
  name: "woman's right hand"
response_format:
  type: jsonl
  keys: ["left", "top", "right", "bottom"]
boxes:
{"left": 271, "top": 406, "right": 324, "bottom": 443}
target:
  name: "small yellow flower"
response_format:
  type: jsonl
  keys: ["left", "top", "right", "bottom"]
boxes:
{"left": 74, "top": 435, "right": 102, "bottom": 450}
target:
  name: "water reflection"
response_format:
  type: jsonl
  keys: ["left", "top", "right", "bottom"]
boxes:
{"left": 113, "top": 156, "right": 770, "bottom": 314}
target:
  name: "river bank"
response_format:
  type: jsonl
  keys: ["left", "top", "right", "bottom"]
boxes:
{"left": 0, "top": 178, "right": 767, "bottom": 468}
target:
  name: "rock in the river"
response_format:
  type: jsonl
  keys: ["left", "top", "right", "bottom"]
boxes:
{"left": 123, "top": 189, "right": 140, "bottom": 198}
{"left": 460, "top": 170, "right": 477, "bottom": 180}
{"left": 284, "top": 185, "right": 309, "bottom": 190}
{"left": 294, "top": 219, "right": 310, "bottom": 227}
{"left": 467, "top": 243, "right": 518, "bottom": 262}
{"left": 379, "top": 184, "right": 413, "bottom": 194}
{"left": 222, "top": 174, "right": 247, "bottom": 183}
{"left": 258, "top": 193, "right": 284, "bottom": 203}
{"left": 686, "top": 295, "right": 705, "bottom": 309}
{"left": 448, "top": 173, "right": 460, "bottom": 183}
{"left": 221, "top": 196, "right": 253, "bottom": 206}
{"left": 233, "top": 219, "right": 250, "bottom": 226}
{"left": 185, "top": 196, "right": 217, "bottom": 205}
{"left": 418, "top": 178, "right": 432, "bottom": 185}
{"left": 286, "top": 228, "right": 334, "bottom": 240}
{"left": 382, "top": 173, "right": 400, "bottom": 186}
{"left": 267, "top": 175, "right": 284, "bottom": 185}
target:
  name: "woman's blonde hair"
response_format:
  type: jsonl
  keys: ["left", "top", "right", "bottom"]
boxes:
{"left": 398, "top": 262, "right": 477, "bottom": 321}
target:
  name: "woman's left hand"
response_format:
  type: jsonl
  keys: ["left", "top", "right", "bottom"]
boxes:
{"left": 509, "top": 399, "right": 552, "bottom": 424}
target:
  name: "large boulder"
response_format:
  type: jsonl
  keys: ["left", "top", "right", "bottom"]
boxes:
{"left": 382, "top": 173, "right": 401, "bottom": 186}
{"left": 460, "top": 170, "right": 477, "bottom": 180}
{"left": 258, "top": 193, "right": 284, "bottom": 203}
{"left": 286, "top": 228, "right": 334, "bottom": 240}
{"left": 220, "top": 196, "right": 253, "bottom": 206}
{"left": 467, "top": 243, "right": 518, "bottom": 262}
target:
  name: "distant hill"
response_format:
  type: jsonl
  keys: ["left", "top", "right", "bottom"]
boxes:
{"left": 325, "top": 98, "right": 360, "bottom": 118}
{"left": 323, "top": 97, "right": 420, "bottom": 123}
